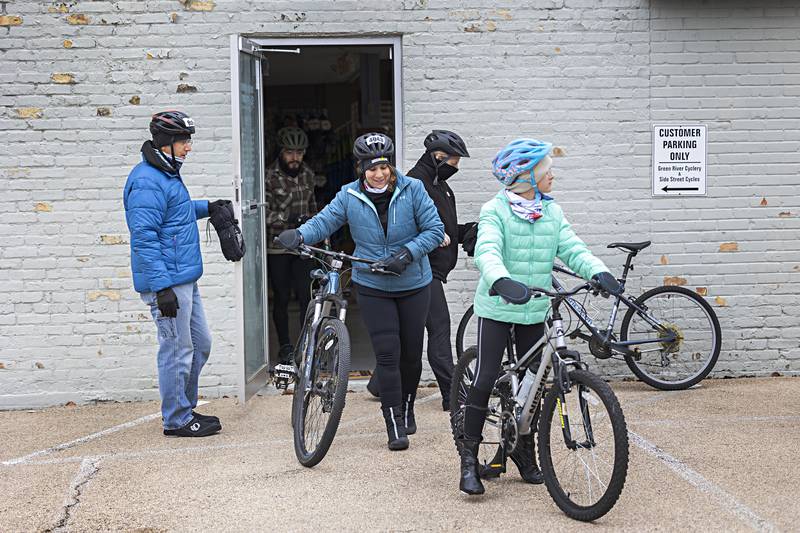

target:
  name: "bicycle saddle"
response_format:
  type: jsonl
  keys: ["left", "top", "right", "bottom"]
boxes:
{"left": 607, "top": 241, "right": 651, "bottom": 253}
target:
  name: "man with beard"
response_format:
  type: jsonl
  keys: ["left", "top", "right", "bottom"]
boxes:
{"left": 265, "top": 127, "right": 318, "bottom": 364}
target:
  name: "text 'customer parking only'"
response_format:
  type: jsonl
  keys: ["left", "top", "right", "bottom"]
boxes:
{"left": 652, "top": 124, "right": 707, "bottom": 196}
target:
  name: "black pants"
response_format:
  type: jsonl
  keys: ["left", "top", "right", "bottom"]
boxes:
{"left": 267, "top": 253, "right": 313, "bottom": 346}
{"left": 425, "top": 278, "right": 455, "bottom": 401}
{"left": 357, "top": 284, "right": 431, "bottom": 409}
{"left": 464, "top": 317, "right": 545, "bottom": 439}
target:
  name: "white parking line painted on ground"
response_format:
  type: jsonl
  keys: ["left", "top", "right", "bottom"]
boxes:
{"left": 629, "top": 414, "right": 800, "bottom": 428}
{"left": 1, "top": 401, "right": 208, "bottom": 466}
{"left": 629, "top": 430, "right": 777, "bottom": 533}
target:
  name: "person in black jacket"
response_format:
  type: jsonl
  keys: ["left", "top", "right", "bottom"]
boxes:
{"left": 406, "top": 130, "right": 477, "bottom": 411}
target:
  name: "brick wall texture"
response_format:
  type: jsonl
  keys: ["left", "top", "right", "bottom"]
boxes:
{"left": 1, "top": 0, "right": 798, "bottom": 408}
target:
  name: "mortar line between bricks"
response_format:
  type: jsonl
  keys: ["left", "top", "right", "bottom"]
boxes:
{"left": 1, "top": 401, "right": 208, "bottom": 466}
{"left": 630, "top": 430, "right": 778, "bottom": 533}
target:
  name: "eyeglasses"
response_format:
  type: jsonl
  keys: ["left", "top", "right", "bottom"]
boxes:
{"left": 179, "top": 139, "right": 193, "bottom": 147}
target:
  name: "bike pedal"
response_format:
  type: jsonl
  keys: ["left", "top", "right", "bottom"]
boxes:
{"left": 273, "top": 364, "right": 296, "bottom": 390}
{"left": 478, "top": 463, "right": 506, "bottom": 479}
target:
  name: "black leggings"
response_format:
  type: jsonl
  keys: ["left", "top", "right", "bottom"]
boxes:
{"left": 357, "top": 284, "right": 431, "bottom": 409}
{"left": 268, "top": 254, "right": 313, "bottom": 346}
{"left": 463, "top": 317, "right": 545, "bottom": 439}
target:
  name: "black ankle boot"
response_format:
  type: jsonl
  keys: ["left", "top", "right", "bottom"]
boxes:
{"left": 510, "top": 433, "right": 544, "bottom": 484}
{"left": 382, "top": 406, "right": 409, "bottom": 451}
{"left": 457, "top": 437, "right": 485, "bottom": 495}
{"left": 401, "top": 393, "right": 416, "bottom": 435}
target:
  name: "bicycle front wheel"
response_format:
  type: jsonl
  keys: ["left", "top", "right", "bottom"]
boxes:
{"left": 455, "top": 305, "right": 476, "bottom": 360}
{"left": 539, "top": 369, "right": 628, "bottom": 522}
{"left": 292, "top": 317, "right": 350, "bottom": 467}
{"left": 620, "top": 286, "right": 721, "bottom": 390}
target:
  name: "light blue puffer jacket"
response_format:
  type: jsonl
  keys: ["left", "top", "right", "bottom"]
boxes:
{"left": 473, "top": 191, "right": 609, "bottom": 324}
{"left": 123, "top": 158, "right": 209, "bottom": 293}
{"left": 299, "top": 173, "right": 444, "bottom": 292}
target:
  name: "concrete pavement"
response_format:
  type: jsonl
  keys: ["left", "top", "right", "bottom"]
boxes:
{"left": 1, "top": 377, "right": 798, "bottom": 532}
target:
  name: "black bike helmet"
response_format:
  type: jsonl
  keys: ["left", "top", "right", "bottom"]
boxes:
{"left": 150, "top": 110, "right": 195, "bottom": 143}
{"left": 277, "top": 126, "right": 309, "bottom": 150}
{"left": 424, "top": 130, "right": 469, "bottom": 158}
{"left": 353, "top": 132, "right": 395, "bottom": 175}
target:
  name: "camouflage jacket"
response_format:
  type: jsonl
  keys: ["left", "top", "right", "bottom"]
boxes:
{"left": 265, "top": 159, "right": 317, "bottom": 250}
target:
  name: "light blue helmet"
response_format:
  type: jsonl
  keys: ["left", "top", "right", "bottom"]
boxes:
{"left": 491, "top": 138, "right": 553, "bottom": 186}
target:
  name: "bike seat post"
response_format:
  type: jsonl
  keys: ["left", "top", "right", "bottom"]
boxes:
{"left": 620, "top": 251, "right": 637, "bottom": 283}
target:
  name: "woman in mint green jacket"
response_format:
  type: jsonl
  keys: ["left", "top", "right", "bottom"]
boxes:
{"left": 456, "top": 138, "right": 622, "bottom": 496}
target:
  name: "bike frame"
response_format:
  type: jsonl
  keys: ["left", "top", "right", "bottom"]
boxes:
{"left": 495, "top": 289, "right": 593, "bottom": 451}
{"left": 552, "top": 262, "right": 676, "bottom": 357}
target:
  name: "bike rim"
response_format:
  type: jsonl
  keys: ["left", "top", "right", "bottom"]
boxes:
{"left": 545, "top": 383, "right": 619, "bottom": 509}
{"left": 299, "top": 326, "right": 341, "bottom": 457}
{"left": 627, "top": 291, "right": 717, "bottom": 385}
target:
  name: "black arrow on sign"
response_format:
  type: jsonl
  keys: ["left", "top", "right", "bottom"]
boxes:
{"left": 662, "top": 185, "right": 699, "bottom": 192}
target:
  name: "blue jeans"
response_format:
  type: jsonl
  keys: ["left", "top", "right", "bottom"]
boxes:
{"left": 141, "top": 282, "right": 212, "bottom": 430}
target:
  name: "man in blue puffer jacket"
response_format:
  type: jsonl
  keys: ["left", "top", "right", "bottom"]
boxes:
{"left": 124, "top": 111, "right": 229, "bottom": 437}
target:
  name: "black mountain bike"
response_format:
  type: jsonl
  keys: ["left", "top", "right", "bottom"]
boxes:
{"left": 273, "top": 242, "right": 395, "bottom": 467}
{"left": 451, "top": 280, "right": 629, "bottom": 521}
{"left": 456, "top": 241, "right": 722, "bottom": 390}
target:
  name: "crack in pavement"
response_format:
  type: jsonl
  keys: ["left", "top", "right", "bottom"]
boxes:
{"left": 48, "top": 456, "right": 101, "bottom": 533}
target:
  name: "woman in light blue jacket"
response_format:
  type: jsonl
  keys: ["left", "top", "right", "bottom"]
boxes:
{"left": 277, "top": 133, "right": 444, "bottom": 451}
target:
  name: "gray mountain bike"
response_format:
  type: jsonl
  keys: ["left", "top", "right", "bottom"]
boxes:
{"left": 456, "top": 241, "right": 722, "bottom": 390}
{"left": 450, "top": 280, "right": 629, "bottom": 522}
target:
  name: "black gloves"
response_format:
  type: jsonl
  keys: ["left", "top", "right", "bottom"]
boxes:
{"left": 208, "top": 199, "right": 245, "bottom": 262}
{"left": 156, "top": 288, "right": 179, "bottom": 318}
{"left": 208, "top": 199, "right": 228, "bottom": 218}
{"left": 490, "top": 277, "right": 531, "bottom": 305}
{"left": 375, "top": 247, "right": 414, "bottom": 275}
{"left": 592, "top": 271, "right": 622, "bottom": 296}
{"left": 276, "top": 229, "right": 303, "bottom": 251}
{"left": 461, "top": 222, "right": 478, "bottom": 257}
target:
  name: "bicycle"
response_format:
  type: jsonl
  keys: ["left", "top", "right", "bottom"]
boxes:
{"left": 272, "top": 242, "right": 396, "bottom": 467}
{"left": 450, "top": 280, "right": 629, "bottom": 521}
{"left": 456, "top": 241, "right": 722, "bottom": 390}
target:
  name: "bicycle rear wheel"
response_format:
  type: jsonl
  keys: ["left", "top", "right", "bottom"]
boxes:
{"left": 292, "top": 317, "right": 350, "bottom": 467}
{"left": 455, "top": 305, "right": 476, "bottom": 361}
{"left": 539, "top": 369, "right": 628, "bottom": 522}
{"left": 620, "top": 285, "right": 721, "bottom": 390}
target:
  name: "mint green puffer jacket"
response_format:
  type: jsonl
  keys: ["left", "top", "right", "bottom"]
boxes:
{"left": 473, "top": 191, "right": 609, "bottom": 325}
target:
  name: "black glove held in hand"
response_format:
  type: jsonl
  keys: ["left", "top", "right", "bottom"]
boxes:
{"left": 276, "top": 229, "right": 303, "bottom": 251}
{"left": 208, "top": 200, "right": 245, "bottom": 262}
{"left": 592, "top": 271, "right": 622, "bottom": 296}
{"left": 156, "top": 288, "right": 179, "bottom": 318}
{"left": 490, "top": 277, "right": 531, "bottom": 305}
{"left": 376, "top": 247, "right": 413, "bottom": 275}
{"left": 208, "top": 199, "right": 229, "bottom": 218}
{"left": 461, "top": 223, "right": 478, "bottom": 257}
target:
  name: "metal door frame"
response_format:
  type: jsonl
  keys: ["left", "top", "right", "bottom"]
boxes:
{"left": 231, "top": 35, "right": 269, "bottom": 403}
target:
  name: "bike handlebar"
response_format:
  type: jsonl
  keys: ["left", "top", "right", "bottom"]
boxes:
{"left": 488, "top": 280, "right": 596, "bottom": 302}
{"left": 294, "top": 243, "right": 400, "bottom": 277}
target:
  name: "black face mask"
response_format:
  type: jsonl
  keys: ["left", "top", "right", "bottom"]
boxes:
{"left": 278, "top": 157, "right": 301, "bottom": 178}
{"left": 436, "top": 162, "right": 459, "bottom": 181}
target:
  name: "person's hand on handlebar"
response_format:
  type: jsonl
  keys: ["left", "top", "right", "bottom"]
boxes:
{"left": 591, "top": 271, "right": 622, "bottom": 297}
{"left": 373, "top": 247, "right": 413, "bottom": 275}
{"left": 490, "top": 277, "right": 531, "bottom": 305}
{"left": 276, "top": 229, "right": 303, "bottom": 251}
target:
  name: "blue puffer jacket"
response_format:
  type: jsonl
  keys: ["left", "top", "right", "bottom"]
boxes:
{"left": 123, "top": 147, "right": 209, "bottom": 294}
{"left": 298, "top": 173, "right": 444, "bottom": 292}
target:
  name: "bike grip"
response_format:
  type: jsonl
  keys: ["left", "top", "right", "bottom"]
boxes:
{"left": 488, "top": 286, "right": 498, "bottom": 297}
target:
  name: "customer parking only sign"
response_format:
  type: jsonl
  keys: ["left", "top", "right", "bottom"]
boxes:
{"left": 652, "top": 124, "right": 707, "bottom": 196}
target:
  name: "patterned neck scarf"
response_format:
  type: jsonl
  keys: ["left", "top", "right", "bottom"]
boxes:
{"left": 504, "top": 189, "right": 543, "bottom": 223}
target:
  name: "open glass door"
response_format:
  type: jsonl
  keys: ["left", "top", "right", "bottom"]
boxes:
{"left": 231, "top": 36, "right": 269, "bottom": 402}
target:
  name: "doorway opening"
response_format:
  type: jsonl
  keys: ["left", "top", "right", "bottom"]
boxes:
{"left": 259, "top": 40, "right": 401, "bottom": 382}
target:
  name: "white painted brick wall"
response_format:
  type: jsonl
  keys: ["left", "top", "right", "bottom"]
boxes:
{"left": 1, "top": 0, "right": 798, "bottom": 408}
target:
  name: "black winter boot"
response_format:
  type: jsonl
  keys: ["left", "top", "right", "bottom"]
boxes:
{"left": 401, "top": 393, "right": 417, "bottom": 435}
{"left": 457, "top": 437, "right": 485, "bottom": 495}
{"left": 509, "top": 433, "right": 544, "bottom": 484}
{"left": 382, "top": 406, "right": 409, "bottom": 451}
